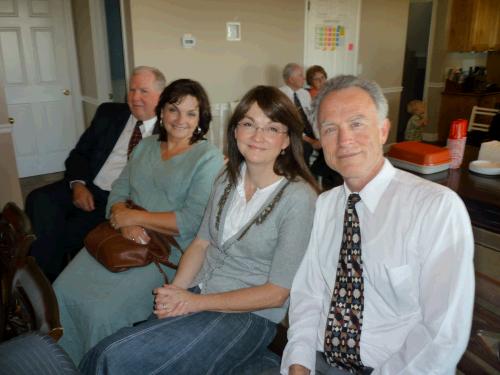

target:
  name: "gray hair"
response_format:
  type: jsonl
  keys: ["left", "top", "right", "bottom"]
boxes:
{"left": 313, "top": 75, "right": 388, "bottom": 126}
{"left": 131, "top": 66, "right": 166, "bottom": 92}
{"left": 282, "top": 63, "right": 301, "bottom": 82}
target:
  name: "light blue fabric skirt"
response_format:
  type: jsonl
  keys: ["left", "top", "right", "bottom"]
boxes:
{"left": 53, "top": 248, "right": 178, "bottom": 365}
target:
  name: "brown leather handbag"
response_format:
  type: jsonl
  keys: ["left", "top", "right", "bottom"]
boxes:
{"left": 84, "top": 201, "right": 180, "bottom": 283}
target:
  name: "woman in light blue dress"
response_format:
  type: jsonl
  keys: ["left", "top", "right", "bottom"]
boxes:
{"left": 53, "top": 79, "right": 224, "bottom": 364}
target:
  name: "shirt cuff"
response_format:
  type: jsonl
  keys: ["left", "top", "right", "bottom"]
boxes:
{"left": 281, "top": 342, "right": 317, "bottom": 375}
{"left": 69, "top": 180, "right": 86, "bottom": 189}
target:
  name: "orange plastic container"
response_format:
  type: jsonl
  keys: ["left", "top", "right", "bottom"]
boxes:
{"left": 387, "top": 141, "right": 451, "bottom": 174}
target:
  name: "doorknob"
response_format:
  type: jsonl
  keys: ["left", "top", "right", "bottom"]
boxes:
{"left": 63, "top": 89, "right": 71, "bottom": 96}
{"left": 8, "top": 117, "right": 14, "bottom": 124}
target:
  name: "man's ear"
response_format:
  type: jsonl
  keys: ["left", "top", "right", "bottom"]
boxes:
{"left": 379, "top": 118, "right": 391, "bottom": 145}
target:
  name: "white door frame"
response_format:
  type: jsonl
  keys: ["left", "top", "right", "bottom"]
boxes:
{"left": 422, "top": 0, "right": 438, "bottom": 103}
{"left": 81, "top": 0, "right": 112, "bottom": 108}
{"left": 120, "top": 0, "right": 132, "bottom": 81}
{"left": 62, "top": 0, "right": 85, "bottom": 136}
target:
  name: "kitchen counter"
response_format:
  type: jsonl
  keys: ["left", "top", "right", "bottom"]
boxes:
{"left": 413, "top": 146, "right": 500, "bottom": 234}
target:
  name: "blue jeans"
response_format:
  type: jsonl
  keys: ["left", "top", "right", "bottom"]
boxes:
{"left": 79, "top": 311, "right": 277, "bottom": 375}
{"left": 0, "top": 333, "right": 79, "bottom": 375}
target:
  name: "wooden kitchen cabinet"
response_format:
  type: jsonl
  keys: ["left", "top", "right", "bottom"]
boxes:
{"left": 437, "top": 91, "right": 500, "bottom": 142}
{"left": 448, "top": 0, "right": 500, "bottom": 51}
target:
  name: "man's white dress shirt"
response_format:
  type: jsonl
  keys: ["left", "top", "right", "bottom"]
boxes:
{"left": 279, "top": 85, "right": 317, "bottom": 137}
{"left": 281, "top": 159, "right": 475, "bottom": 375}
{"left": 93, "top": 116, "right": 156, "bottom": 191}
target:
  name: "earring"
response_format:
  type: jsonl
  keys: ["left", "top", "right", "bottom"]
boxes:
{"left": 280, "top": 149, "right": 286, "bottom": 155}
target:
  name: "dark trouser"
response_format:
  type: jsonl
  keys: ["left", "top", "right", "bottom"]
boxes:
{"left": 303, "top": 140, "right": 314, "bottom": 166}
{"left": 0, "top": 333, "right": 79, "bottom": 375}
{"left": 315, "top": 352, "right": 374, "bottom": 375}
{"left": 25, "top": 179, "right": 108, "bottom": 281}
{"left": 261, "top": 352, "right": 373, "bottom": 375}
{"left": 310, "top": 151, "right": 343, "bottom": 191}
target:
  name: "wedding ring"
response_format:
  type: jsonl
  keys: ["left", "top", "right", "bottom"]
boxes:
{"left": 161, "top": 303, "right": 167, "bottom": 310}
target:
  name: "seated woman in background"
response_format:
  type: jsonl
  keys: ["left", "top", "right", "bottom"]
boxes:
{"left": 53, "top": 79, "right": 225, "bottom": 364}
{"left": 79, "top": 86, "right": 319, "bottom": 375}
{"left": 306, "top": 65, "right": 327, "bottom": 98}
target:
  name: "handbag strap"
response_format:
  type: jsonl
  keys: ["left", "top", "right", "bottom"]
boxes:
{"left": 125, "top": 199, "right": 181, "bottom": 281}
{"left": 153, "top": 261, "right": 169, "bottom": 284}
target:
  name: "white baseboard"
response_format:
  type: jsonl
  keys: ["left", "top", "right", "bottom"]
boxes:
{"left": 0, "top": 123, "right": 13, "bottom": 134}
{"left": 381, "top": 87, "right": 403, "bottom": 94}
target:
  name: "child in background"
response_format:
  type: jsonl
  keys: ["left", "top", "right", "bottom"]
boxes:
{"left": 405, "top": 99, "right": 428, "bottom": 141}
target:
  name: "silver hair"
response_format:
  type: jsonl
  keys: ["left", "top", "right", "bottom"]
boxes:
{"left": 313, "top": 75, "right": 388, "bottom": 126}
{"left": 131, "top": 66, "right": 166, "bottom": 92}
{"left": 282, "top": 63, "right": 302, "bottom": 82}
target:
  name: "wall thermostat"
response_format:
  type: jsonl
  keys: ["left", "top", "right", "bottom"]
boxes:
{"left": 182, "top": 34, "right": 196, "bottom": 48}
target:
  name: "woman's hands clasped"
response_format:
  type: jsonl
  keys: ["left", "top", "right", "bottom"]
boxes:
{"left": 110, "top": 203, "right": 150, "bottom": 244}
{"left": 153, "top": 285, "right": 200, "bottom": 319}
{"left": 110, "top": 204, "right": 138, "bottom": 228}
{"left": 120, "top": 225, "right": 150, "bottom": 244}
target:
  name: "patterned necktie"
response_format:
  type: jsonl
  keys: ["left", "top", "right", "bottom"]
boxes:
{"left": 127, "top": 120, "right": 143, "bottom": 158}
{"left": 324, "top": 193, "right": 365, "bottom": 373}
{"left": 293, "top": 92, "right": 315, "bottom": 138}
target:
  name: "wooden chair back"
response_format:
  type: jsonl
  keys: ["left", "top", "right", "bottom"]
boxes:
{"left": 0, "top": 202, "right": 62, "bottom": 342}
{"left": 468, "top": 106, "right": 500, "bottom": 132}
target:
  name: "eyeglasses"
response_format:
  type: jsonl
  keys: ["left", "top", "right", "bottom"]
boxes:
{"left": 237, "top": 122, "right": 288, "bottom": 138}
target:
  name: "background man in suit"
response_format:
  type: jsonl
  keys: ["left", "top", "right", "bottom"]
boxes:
{"left": 279, "top": 63, "right": 341, "bottom": 190}
{"left": 25, "top": 66, "right": 165, "bottom": 281}
{"left": 279, "top": 63, "right": 319, "bottom": 164}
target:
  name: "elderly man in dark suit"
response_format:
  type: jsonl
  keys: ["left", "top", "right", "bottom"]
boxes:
{"left": 25, "top": 66, "right": 165, "bottom": 281}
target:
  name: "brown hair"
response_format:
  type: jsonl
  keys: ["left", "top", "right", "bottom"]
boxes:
{"left": 226, "top": 86, "right": 319, "bottom": 192}
{"left": 306, "top": 65, "right": 327, "bottom": 87}
{"left": 156, "top": 79, "right": 212, "bottom": 144}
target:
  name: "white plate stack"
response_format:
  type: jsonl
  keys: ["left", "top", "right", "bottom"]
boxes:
{"left": 469, "top": 141, "right": 500, "bottom": 175}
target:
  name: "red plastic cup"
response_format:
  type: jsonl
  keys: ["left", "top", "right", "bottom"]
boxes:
{"left": 447, "top": 118, "right": 468, "bottom": 169}
{"left": 449, "top": 119, "right": 468, "bottom": 139}
{"left": 447, "top": 138, "right": 466, "bottom": 168}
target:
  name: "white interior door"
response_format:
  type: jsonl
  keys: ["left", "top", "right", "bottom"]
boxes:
{"left": 0, "top": 0, "right": 80, "bottom": 177}
{"left": 304, "top": 0, "right": 361, "bottom": 78}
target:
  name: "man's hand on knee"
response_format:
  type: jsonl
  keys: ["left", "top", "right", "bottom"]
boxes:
{"left": 72, "top": 183, "right": 95, "bottom": 211}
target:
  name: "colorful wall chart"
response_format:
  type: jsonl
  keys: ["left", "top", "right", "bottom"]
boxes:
{"left": 315, "top": 24, "right": 345, "bottom": 51}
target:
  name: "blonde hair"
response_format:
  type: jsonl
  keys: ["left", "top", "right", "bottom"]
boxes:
{"left": 407, "top": 100, "right": 424, "bottom": 115}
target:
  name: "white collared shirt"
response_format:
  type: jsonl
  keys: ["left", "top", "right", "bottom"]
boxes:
{"left": 222, "top": 163, "right": 283, "bottom": 243}
{"left": 281, "top": 159, "right": 475, "bottom": 374}
{"left": 93, "top": 115, "right": 157, "bottom": 191}
{"left": 279, "top": 85, "right": 317, "bottom": 138}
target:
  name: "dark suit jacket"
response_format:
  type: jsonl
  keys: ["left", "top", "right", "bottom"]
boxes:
{"left": 64, "top": 103, "right": 131, "bottom": 189}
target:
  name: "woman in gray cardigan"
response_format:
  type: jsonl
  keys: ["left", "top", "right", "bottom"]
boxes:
{"left": 79, "top": 86, "right": 320, "bottom": 375}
